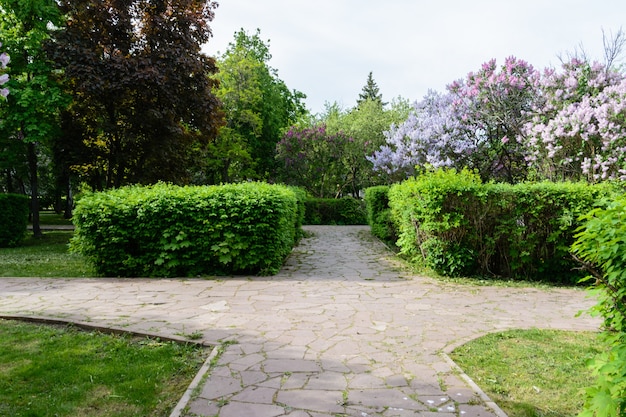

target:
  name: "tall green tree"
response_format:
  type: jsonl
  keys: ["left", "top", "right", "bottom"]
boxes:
{"left": 208, "top": 28, "right": 306, "bottom": 183}
{"left": 46, "top": 0, "right": 223, "bottom": 190}
{"left": 0, "top": 0, "right": 69, "bottom": 236}
{"left": 357, "top": 71, "right": 386, "bottom": 107}
{"left": 326, "top": 98, "right": 410, "bottom": 195}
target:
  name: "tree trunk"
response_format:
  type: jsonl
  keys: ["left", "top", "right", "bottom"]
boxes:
{"left": 64, "top": 177, "right": 73, "bottom": 219}
{"left": 27, "top": 141, "right": 43, "bottom": 238}
{"left": 5, "top": 169, "right": 13, "bottom": 193}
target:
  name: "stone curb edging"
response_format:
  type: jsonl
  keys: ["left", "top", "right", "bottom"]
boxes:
{"left": 440, "top": 351, "right": 509, "bottom": 417}
{"left": 442, "top": 332, "right": 511, "bottom": 417}
{"left": 169, "top": 345, "right": 221, "bottom": 417}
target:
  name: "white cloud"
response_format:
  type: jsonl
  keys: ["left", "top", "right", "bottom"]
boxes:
{"left": 203, "top": 0, "right": 626, "bottom": 113}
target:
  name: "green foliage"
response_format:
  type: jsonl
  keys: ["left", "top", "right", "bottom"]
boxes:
{"left": 388, "top": 169, "right": 617, "bottom": 281}
{"left": 0, "top": 193, "right": 28, "bottom": 247}
{"left": 357, "top": 71, "right": 386, "bottom": 107}
{"left": 364, "top": 185, "right": 396, "bottom": 243}
{"left": 71, "top": 182, "right": 300, "bottom": 277}
{"left": 389, "top": 168, "right": 483, "bottom": 277}
{"left": 325, "top": 98, "right": 411, "bottom": 195}
{"left": 0, "top": 0, "right": 71, "bottom": 236}
{"left": 572, "top": 197, "right": 626, "bottom": 416}
{"left": 209, "top": 28, "right": 306, "bottom": 183}
{"left": 276, "top": 99, "right": 410, "bottom": 199}
{"left": 286, "top": 186, "right": 307, "bottom": 238}
{"left": 303, "top": 197, "right": 366, "bottom": 225}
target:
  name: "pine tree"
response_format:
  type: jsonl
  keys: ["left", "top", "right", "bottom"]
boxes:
{"left": 357, "top": 71, "right": 386, "bottom": 107}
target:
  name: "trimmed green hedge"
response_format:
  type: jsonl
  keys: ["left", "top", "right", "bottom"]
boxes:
{"left": 0, "top": 193, "right": 29, "bottom": 247}
{"left": 304, "top": 197, "right": 366, "bottom": 225}
{"left": 388, "top": 169, "right": 619, "bottom": 282}
{"left": 71, "top": 182, "right": 301, "bottom": 277}
{"left": 364, "top": 186, "right": 396, "bottom": 244}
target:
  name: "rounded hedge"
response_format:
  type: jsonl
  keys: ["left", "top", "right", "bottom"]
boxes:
{"left": 71, "top": 182, "right": 302, "bottom": 277}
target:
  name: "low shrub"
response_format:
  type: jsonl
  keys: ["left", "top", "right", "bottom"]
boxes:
{"left": 286, "top": 186, "right": 308, "bottom": 240}
{"left": 389, "top": 168, "right": 484, "bottom": 277}
{"left": 71, "top": 182, "right": 300, "bottom": 277}
{"left": 364, "top": 186, "right": 396, "bottom": 244}
{"left": 0, "top": 193, "right": 29, "bottom": 247}
{"left": 304, "top": 197, "right": 366, "bottom": 225}
{"left": 572, "top": 197, "right": 626, "bottom": 416}
{"left": 388, "top": 169, "right": 618, "bottom": 282}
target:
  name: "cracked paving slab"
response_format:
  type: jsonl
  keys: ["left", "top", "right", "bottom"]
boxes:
{"left": 0, "top": 225, "right": 600, "bottom": 416}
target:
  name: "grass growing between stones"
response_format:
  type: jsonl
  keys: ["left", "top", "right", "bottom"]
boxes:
{"left": 0, "top": 231, "right": 94, "bottom": 277}
{"left": 0, "top": 319, "right": 208, "bottom": 417}
{"left": 449, "top": 328, "right": 603, "bottom": 417}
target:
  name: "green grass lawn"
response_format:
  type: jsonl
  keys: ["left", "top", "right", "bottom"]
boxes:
{"left": 0, "top": 319, "right": 208, "bottom": 417}
{"left": 0, "top": 231, "right": 94, "bottom": 277}
{"left": 36, "top": 211, "right": 74, "bottom": 226}
{"left": 450, "top": 329, "right": 603, "bottom": 417}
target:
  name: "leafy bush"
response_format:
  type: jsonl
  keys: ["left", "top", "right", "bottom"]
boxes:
{"left": 71, "top": 182, "right": 300, "bottom": 277}
{"left": 388, "top": 169, "right": 617, "bottom": 281}
{"left": 389, "top": 168, "right": 483, "bottom": 276}
{"left": 364, "top": 185, "right": 396, "bottom": 244}
{"left": 286, "top": 186, "right": 307, "bottom": 240}
{"left": 0, "top": 193, "right": 29, "bottom": 247}
{"left": 572, "top": 197, "right": 626, "bottom": 416}
{"left": 304, "top": 197, "right": 366, "bottom": 225}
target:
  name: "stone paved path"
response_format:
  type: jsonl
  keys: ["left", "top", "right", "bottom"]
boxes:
{"left": 0, "top": 226, "right": 600, "bottom": 417}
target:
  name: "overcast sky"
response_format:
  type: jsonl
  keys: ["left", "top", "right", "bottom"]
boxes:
{"left": 202, "top": 0, "right": 625, "bottom": 114}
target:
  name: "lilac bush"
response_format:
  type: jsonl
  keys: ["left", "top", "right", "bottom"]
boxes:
{"left": 371, "top": 57, "right": 540, "bottom": 182}
{"left": 275, "top": 124, "right": 352, "bottom": 198}
{"left": 369, "top": 90, "right": 472, "bottom": 178}
{"left": 521, "top": 59, "right": 626, "bottom": 182}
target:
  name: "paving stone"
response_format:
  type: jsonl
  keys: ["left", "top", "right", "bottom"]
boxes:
{"left": 305, "top": 371, "right": 347, "bottom": 390}
{"left": 230, "top": 386, "right": 277, "bottom": 404}
{"left": 197, "top": 375, "right": 241, "bottom": 399}
{"left": 219, "top": 401, "right": 285, "bottom": 417}
{"left": 264, "top": 358, "right": 321, "bottom": 373}
{"left": 385, "top": 375, "right": 409, "bottom": 387}
{"left": 0, "top": 226, "right": 602, "bottom": 417}
{"left": 240, "top": 370, "right": 271, "bottom": 386}
{"left": 185, "top": 399, "right": 220, "bottom": 417}
{"left": 348, "top": 389, "right": 427, "bottom": 411}
{"left": 275, "top": 389, "right": 345, "bottom": 414}
{"left": 348, "top": 373, "right": 387, "bottom": 389}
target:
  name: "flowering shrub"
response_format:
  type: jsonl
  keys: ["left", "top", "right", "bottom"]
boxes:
{"left": 522, "top": 59, "right": 626, "bottom": 182}
{"left": 450, "top": 56, "right": 540, "bottom": 182}
{"left": 0, "top": 41, "right": 9, "bottom": 98}
{"left": 371, "top": 57, "right": 540, "bottom": 183}
{"left": 275, "top": 124, "right": 352, "bottom": 198}
{"left": 369, "top": 90, "right": 471, "bottom": 178}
